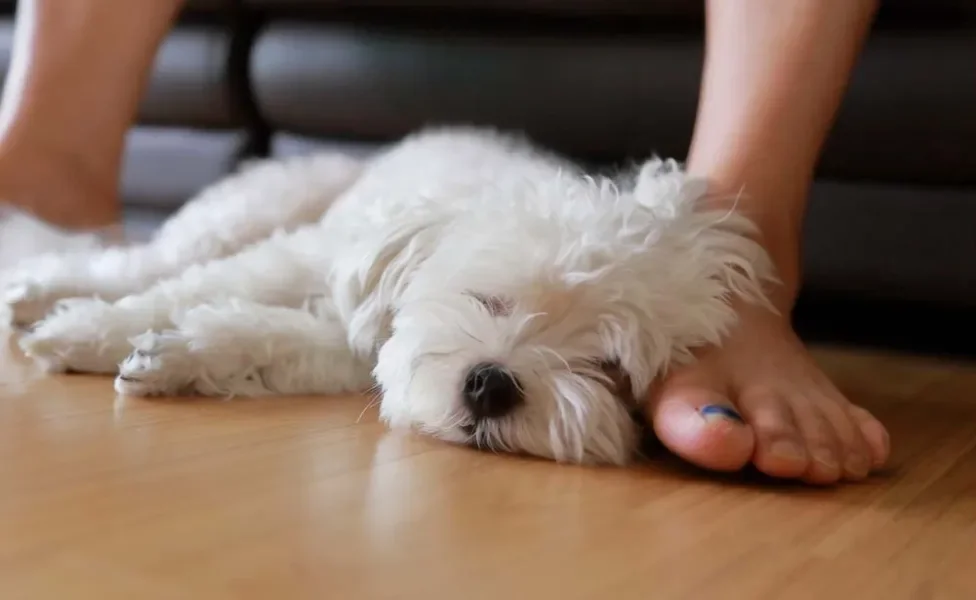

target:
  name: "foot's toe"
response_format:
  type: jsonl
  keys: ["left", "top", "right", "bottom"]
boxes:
{"left": 737, "top": 391, "right": 809, "bottom": 479}
{"left": 649, "top": 378, "right": 755, "bottom": 472}
{"left": 848, "top": 404, "right": 890, "bottom": 470}
{"left": 791, "top": 402, "right": 844, "bottom": 485}
{"left": 814, "top": 398, "right": 874, "bottom": 481}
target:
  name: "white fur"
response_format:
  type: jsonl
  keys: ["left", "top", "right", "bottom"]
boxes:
{"left": 1, "top": 153, "right": 362, "bottom": 324}
{"left": 6, "top": 127, "right": 776, "bottom": 465}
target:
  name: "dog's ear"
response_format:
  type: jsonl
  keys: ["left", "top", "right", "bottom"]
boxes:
{"left": 336, "top": 215, "right": 448, "bottom": 357}
{"left": 594, "top": 309, "right": 666, "bottom": 406}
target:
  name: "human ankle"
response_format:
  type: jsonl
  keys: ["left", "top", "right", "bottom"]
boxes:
{"left": 0, "top": 140, "right": 121, "bottom": 229}
{"left": 688, "top": 170, "right": 805, "bottom": 312}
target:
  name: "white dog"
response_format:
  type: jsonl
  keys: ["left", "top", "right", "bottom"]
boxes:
{"left": 3, "top": 127, "right": 775, "bottom": 465}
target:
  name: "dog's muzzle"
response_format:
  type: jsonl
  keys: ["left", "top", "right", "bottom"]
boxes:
{"left": 462, "top": 362, "right": 523, "bottom": 420}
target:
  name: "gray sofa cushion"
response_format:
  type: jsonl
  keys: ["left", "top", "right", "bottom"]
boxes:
{"left": 138, "top": 25, "right": 245, "bottom": 128}
{"left": 243, "top": 0, "right": 704, "bottom": 19}
{"left": 252, "top": 23, "right": 706, "bottom": 162}
{"left": 241, "top": 0, "right": 976, "bottom": 23}
{"left": 120, "top": 126, "right": 250, "bottom": 209}
{"left": 803, "top": 181, "right": 976, "bottom": 306}
{"left": 251, "top": 23, "right": 976, "bottom": 185}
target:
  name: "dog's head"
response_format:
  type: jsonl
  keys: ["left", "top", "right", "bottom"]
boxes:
{"left": 370, "top": 159, "right": 774, "bottom": 465}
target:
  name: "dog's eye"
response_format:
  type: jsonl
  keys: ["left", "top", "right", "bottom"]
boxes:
{"left": 468, "top": 292, "right": 513, "bottom": 317}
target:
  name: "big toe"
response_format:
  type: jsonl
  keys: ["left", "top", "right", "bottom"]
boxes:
{"left": 648, "top": 379, "right": 755, "bottom": 473}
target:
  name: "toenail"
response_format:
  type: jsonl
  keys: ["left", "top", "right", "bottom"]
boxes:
{"left": 699, "top": 405, "right": 745, "bottom": 424}
{"left": 770, "top": 439, "right": 806, "bottom": 461}
{"left": 813, "top": 448, "right": 838, "bottom": 470}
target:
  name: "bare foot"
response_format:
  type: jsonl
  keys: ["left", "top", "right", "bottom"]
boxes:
{"left": 0, "top": 142, "right": 120, "bottom": 231}
{"left": 647, "top": 302, "right": 890, "bottom": 485}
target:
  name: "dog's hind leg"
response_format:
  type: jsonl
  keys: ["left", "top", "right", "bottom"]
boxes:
{"left": 18, "top": 225, "right": 330, "bottom": 374}
{"left": 2, "top": 152, "right": 363, "bottom": 326}
{"left": 113, "top": 298, "right": 373, "bottom": 398}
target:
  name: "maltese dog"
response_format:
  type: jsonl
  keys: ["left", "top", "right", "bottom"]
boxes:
{"left": 3, "top": 127, "right": 775, "bottom": 465}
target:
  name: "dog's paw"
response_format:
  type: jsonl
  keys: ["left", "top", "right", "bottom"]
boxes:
{"left": 0, "top": 254, "right": 89, "bottom": 328}
{"left": 2, "top": 279, "right": 59, "bottom": 328}
{"left": 14, "top": 329, "right": 68, "bottom": 373}
{"left": 18, "top": 297, "right": 139, "bottom": 374}
{"left": 115, "top": 331, "right": 196, "bottom": 397}
{"left": 115, "top": 329, "right": 271, "bottom": 398}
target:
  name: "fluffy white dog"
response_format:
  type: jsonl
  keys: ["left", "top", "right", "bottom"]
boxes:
{"left": 3, "top": 127, "right": 775, "bottom": 465}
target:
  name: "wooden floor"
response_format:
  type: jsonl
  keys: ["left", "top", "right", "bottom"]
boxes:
{"left": 0, "top": 330, "right": 974, "bottom": 600}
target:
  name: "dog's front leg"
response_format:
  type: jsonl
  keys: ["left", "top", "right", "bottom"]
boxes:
{"left": 18, "top": 226, "right": 328, "bottom": 374}
{"left": 113, "top": 298, "right": 372, "bottom": 398}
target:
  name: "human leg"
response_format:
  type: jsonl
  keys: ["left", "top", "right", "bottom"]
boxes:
{"left": 0, "top": 0, "right": 185, "bottom": 229}
{"left": 648, "top": 0, "right": 889, "bottom": 484}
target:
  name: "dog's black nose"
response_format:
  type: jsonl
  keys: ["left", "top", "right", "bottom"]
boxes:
{"left": 462, "top": 362, "right": 523, "bottom": 420}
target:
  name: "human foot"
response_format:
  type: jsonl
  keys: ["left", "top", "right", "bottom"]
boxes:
{"left": 647, "top": 302, "right": 890, "bottom": 485}
{"left": 0, "top": 141, "right": 121, "bottom": 231}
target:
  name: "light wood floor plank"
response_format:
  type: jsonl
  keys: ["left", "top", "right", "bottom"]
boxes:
{"left": 0, "top": 334, "right": 973, "bottom": 599}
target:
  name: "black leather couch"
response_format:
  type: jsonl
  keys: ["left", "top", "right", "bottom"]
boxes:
{"left": 1, "top": 1, "right": 974, "bottom": 343}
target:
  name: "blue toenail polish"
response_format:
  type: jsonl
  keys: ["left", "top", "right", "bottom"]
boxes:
{"left": 700, "top": 405, "right": 745, "bottom": 424}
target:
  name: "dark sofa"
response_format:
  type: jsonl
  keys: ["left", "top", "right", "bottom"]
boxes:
{"left": 0, "top": 1, "right": 973, "bottom": 344}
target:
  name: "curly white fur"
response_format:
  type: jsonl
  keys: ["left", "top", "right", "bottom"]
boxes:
{"left": 4, "top": 127, "right": 776, "bottom": 465}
